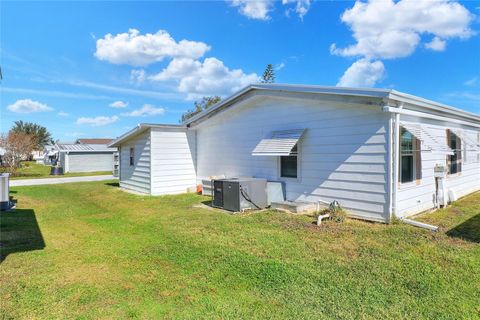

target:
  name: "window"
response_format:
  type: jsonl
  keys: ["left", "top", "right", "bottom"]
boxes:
{"left": 447, "top": 130, "right": 462, "bottom": 174}
{"left": 400, "top": 128, "right": 414, "bottom": 183}
{"left": 280, "top": 144, "right": 298, "bottom": 178}
{"left": 399, "top": 127, "right": 421, "bottom": 183}
{"left": 129, "top": 147, "right": 134, "bottom": 166}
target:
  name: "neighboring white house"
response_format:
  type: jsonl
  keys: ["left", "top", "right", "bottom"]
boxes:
{"left": 109, "top": 84, "right": 480, "bottom": 223}
{"left": 56, "top": 142, "right": 118, "bottom": 173}
{"left": 42, "top": 144, "right": 57, "bottom": 164}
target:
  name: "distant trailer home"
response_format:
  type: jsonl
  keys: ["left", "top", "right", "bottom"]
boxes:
{"left": 109, "top": 84, "right": 480, "bottom": 223}
{"left": 56, "top": 143, "right": 118, "bottom": 173}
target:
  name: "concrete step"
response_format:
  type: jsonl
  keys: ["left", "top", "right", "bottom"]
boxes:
{"left": 271, "top": 201, "right": 318, "bottom": 214}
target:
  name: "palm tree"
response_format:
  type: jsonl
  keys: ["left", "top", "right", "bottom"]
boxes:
{"left": 10, "top": 121, "right": 53, "bottom": 149}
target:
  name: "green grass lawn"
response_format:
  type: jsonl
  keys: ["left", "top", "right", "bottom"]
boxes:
{"left": 4, "top": 161, "right": 112, "bottom": 180}
{"left": 1, "top": 181, "right": 479, "bottom": 319}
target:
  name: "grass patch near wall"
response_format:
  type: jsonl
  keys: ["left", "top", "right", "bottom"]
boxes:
{"left": 3, "top": 161, "right": 111, "bottom": 180}
{"left": 1, "top": 181, "right": 479, "bottom": 319}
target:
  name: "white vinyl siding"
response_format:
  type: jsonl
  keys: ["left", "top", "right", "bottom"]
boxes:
{"left": 195, "top": 95, "right": 390, "bottom": 222}
{"left": 396, "top": 115, "right": 480, "bottom": 217}
{"left": 63, "top": 152, "right": 113, "bottom": 173}
{"left": 119, "top": 131, "right": 151, "bottom": 194}
{"left": 150, "top": 128, "right": 196, "bottom": 195}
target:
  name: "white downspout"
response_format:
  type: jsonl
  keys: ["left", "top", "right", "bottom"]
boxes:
{"left": 387, "top": 114, "right": 394, "bottom": 222}
{"left": 392, "top": 103, "right": 402, "bottom": 221}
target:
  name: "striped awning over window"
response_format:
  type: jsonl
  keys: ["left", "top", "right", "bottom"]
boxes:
{"left": 400, "top": 122, "right": 454, "bottom": 155}
{"left": 450, "top": 128, "right": 480, "bottom": 153}
{"left": 252, "top": 129, "right": 305, "bottom": 156}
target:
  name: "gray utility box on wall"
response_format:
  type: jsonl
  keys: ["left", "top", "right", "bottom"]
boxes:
{"left": 212, "top": 178, "right": 268, "bottom": 212}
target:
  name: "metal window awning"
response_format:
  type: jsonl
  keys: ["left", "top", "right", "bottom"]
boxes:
{"left": 252, "top": 129, "right": 305, "bottom": 156}
{"left": 450, "top": 128, "right": 480, "bottom": 153}
{"left": 47, "top": 150, "right": 58, "bottom": 156}
{"left": 400, "top": 122, "right": 454, "bottom": 155}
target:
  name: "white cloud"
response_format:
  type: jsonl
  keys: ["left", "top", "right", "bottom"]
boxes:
{"left": 231, "top": 0, "right": 273, "bottom": 20}
{"left": 57, "top": 111, "right": 70, "bottom": 117}
{"left": 95, "top": 28, "right": 257, "bottom": 99}
{"left": 150, "top": 57, "right": 258, "bottom": 100}
{"left": 337, "top": 59, "right": 385, "bottom": 87}
{"left": 283, "top": 0, "right": 311, "bottom": 19}
{"left": 109, "top": 100, "right": 128, "bottom": 108}
{"left": 464, "top": 77, "right": 478, "bottom": 87}
{"left": 425, "top": 36, "right": 446, "bottom": 51}
{"left": 130, "top": 69, "right": 146, "bottom": 84}
{"left": 7, "top": 99, "right": 53, "bottom": 113}
{"left": 231, "top": 0, "right": 311, "bottom": 19}
{"left": 2, "top": 86, "right": 113, "bottom": 100}
{"left": 65, "top": 131, "right": 85, "bottom": 137}
{"left": 76, "top": 116, "right": 119, "bottom": 127}
{"left": 95, "top": 29, "right": 210, "bottom": 66}
{"left": 121, "top": 104, "right": 165, "bottom": 117}
{"left": 275, "top": 62, "right": 286, "bottom": 71}
{"left": 67, "top": 79, "right": 180, "bottom": 100}
{"left": 331, "top": 0, "right": 474, "bottom": 60}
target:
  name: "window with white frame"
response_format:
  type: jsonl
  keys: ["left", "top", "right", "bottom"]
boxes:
{"left": 447, "top": 130, "right": 462, "bottom": 174}
{"left": 280, "top": 144, "right": 298, "bottom": 178}
{"left": 400, "top": 128, "right": 414, "bottom": 183}
{"left": 400, "top": 127, "right": 421, "bottom": 183}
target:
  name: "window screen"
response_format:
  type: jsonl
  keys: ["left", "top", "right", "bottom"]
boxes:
{"left": 280, "top": 144, "right": 298, "bottom": 178}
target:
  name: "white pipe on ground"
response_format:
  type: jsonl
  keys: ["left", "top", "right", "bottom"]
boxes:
{"left": 401, "top": 218, "right": 439, "bottom": 232}
{"left": 317, "top": 214, "right": 330, "bottom": 226}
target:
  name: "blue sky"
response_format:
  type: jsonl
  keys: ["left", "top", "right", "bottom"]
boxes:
{"left": 1, "top": 0, "right": 479, "bottom": 141}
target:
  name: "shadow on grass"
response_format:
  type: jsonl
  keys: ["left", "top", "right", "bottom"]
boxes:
{"left": 0, "top": 209, "right": 45, "bottom": 263}
{"left": 201, "top": 199, "right": 213, "bottom": 207}
{"left": 446, "top": 214, "right": 480, "bottom": 243}
{"left": 105, "top": 182, "right": 120, "bottom": 187}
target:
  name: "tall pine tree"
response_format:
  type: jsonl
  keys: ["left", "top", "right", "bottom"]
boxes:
{"left": 261, "top": 64, "right": 275, "bottom": 83}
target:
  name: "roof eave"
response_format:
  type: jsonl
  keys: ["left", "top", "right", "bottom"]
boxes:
{"left": 184, "top": 84, "right": 393, "bottom": 127}
{"left": 185, "top": 84, "right": 479, "bottom": 127}
{"left": 387, "top": 90, "right": 480, "bottom": 122}
{"left": 108, "top": 123, "right": 187, "bottom": 147}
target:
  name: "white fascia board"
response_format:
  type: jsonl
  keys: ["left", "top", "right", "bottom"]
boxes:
{"left": 109, "top": 123, "right": 187, "bottom": 147}
{"left": 383, "top": 106, "right": 480, "bottom": 129}
{"left": 387, "top": 91, "right": 480, "bottom": 123}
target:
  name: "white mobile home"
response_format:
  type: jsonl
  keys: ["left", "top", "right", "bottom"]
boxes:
{"left": 110, "top": 84, "right": 480, "bottom": 223}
